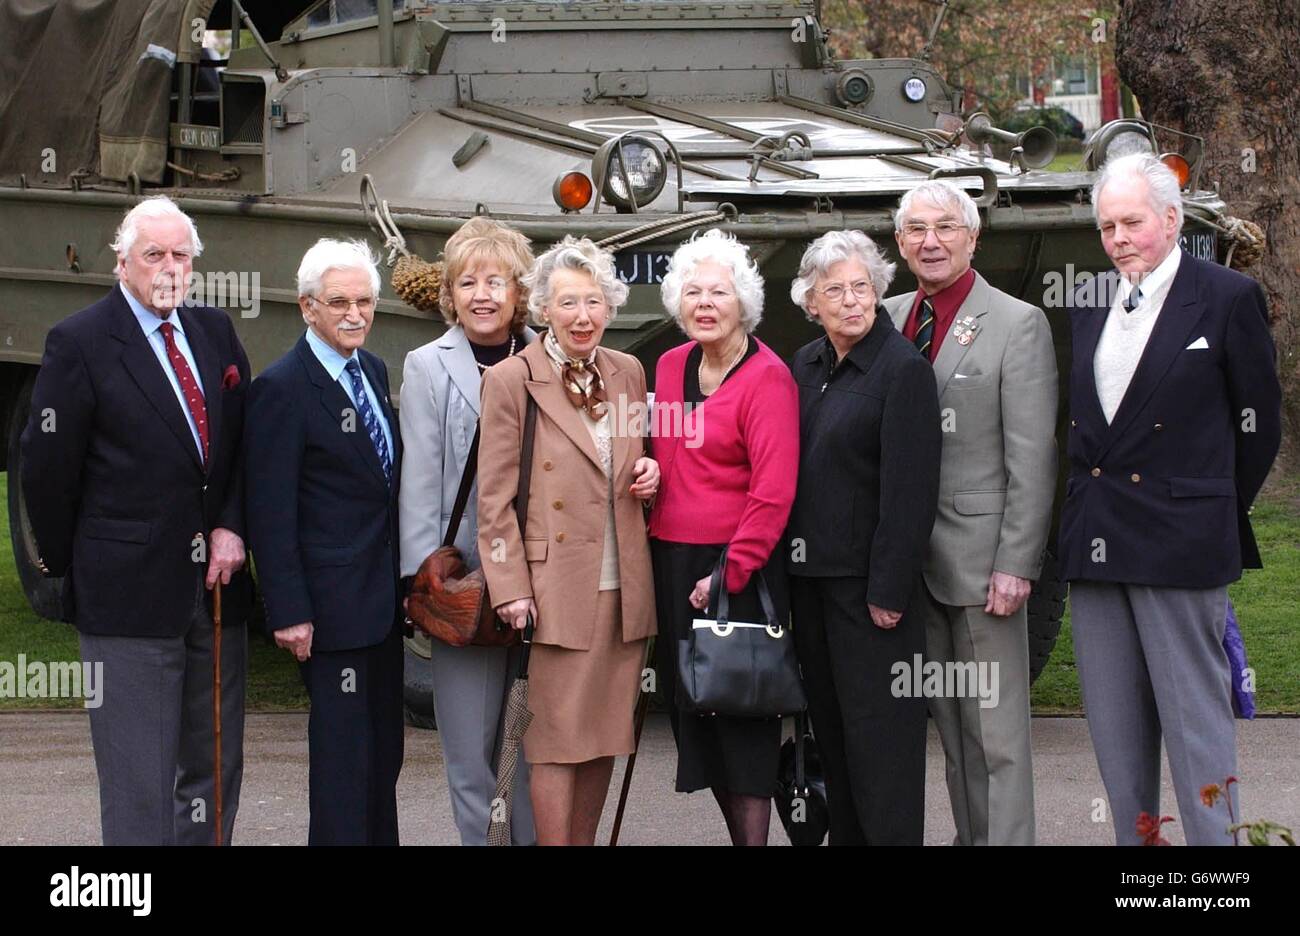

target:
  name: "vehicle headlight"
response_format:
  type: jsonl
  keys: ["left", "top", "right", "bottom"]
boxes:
{"left": 593, "top": 135, "right": 667, "bottom": 211}
{"left": 1086, "top": 120, "right": 1156, "bottom": 170}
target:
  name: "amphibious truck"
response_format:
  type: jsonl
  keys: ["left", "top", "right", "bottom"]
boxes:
{"left": 0, "top": 0, "right": 1233, "bottom": 721}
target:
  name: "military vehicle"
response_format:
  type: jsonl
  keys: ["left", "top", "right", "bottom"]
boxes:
{"left": 0, "top": 0, "right": 1237, "bottom": 724}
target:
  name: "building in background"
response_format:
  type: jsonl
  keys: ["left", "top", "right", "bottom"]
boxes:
{"left": 1017, "top": 51, "right": 1123, "bottom": 134}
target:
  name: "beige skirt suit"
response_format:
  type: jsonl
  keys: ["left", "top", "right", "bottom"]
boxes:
{"left": 477, "top": 337, "right": 656, "bottom": 764}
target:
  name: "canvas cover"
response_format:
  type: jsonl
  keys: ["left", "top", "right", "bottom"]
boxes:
{"left": 0, "top": 0, "right": 215, "bottom": 186}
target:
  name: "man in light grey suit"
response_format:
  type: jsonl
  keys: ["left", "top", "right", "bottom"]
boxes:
{"left": 398, "top": 217, "right": 539, "bottom": 845}
{"left": 884, "top": 180, "right": 1058, "bottom": 845}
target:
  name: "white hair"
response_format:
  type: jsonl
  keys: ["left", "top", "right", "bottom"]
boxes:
{"left": 893, "top": 179, "right": 982, "bottom": 235}
{"left": 109, "top": 195, "right": 203, "bottom": 258}
{"left": 523, "top": 236, "right": 628, "bottom": 321}
{"left": 790, "top": 230, "right": 896, "bottom": 318}
{"left": 659, "top": 229, "right": 764, "bottom": 334}
{"left": 296, "top": 238, "right": 381, "bottom": 299}
{"left": 1091, "top": 151, "right": 1185, "bottom": 229}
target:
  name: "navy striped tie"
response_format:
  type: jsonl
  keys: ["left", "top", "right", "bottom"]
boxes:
{"left": 914, "top": 296, "right": 936, "bottom": 359}
{"left": 345, "top": 359, "right": 392, "bottom": 484}
{"left": 1123, "top": 286, "right": 1143, "bottom": 313}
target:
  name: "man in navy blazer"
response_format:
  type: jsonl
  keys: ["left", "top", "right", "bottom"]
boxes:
{"left": 1060, "top": 153, "right": 1281, "bottom": 845}
{"left": 245, "top": 238, "right": 404, "bottom": 845}
{"left": 20, "top": 196, "right": 252, "bottom": 845}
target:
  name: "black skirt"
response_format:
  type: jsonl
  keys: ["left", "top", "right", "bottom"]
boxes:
{"left": 650, "top": 538, "right": 786, "bottom": 797}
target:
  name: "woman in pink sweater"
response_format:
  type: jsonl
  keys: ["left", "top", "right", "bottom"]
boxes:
{"left": 648, "top": 229, "right": 800, "bottom": 846}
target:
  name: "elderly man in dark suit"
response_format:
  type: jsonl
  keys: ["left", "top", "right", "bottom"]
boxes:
{"left": 245, "top": 238, "right": 404, "bottom": 846}
{"left": 1060, "top": 152, "right": 1281, "bottom": 845}
{"left": 21, "top": 195, "right": 252, "bottom": 845}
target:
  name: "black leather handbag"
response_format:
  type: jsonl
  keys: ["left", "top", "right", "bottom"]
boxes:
{"left": 775, "top": 713, "right": 830, "bottom": 846}
{"left": 675, "top": 546, "right": 807, "bottom": 718}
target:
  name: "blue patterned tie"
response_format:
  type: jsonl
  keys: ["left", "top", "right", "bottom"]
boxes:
{"left": 345, "top": 359, "right": 392, "bottom": 484}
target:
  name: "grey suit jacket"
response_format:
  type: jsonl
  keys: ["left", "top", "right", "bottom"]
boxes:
{"left": 397, "top": 325, "right": 538, "bottom": 577}
{"left": 884, "top": 272, "right": 1057, "bottom": 607}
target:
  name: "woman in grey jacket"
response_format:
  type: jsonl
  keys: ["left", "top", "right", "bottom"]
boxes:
{"left": 398, "top": 218, "right": 538, "bottom": 845}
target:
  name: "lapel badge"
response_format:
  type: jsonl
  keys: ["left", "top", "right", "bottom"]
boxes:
{"left": 953, "top": 315, "right": 978, "bottom": 347}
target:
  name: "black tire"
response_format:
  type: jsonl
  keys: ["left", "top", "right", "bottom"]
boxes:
{"left": 1026, "top": 550, "right": 1067, "bottom": 684}
{"left": 6, "top": 371, "right": 65, "bottom": 621}
{"left": 402, "top": 633, "right": 437, "bottom": 729}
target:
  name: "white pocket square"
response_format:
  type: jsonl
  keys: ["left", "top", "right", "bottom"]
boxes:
{"left": 1186, "top": 336, "right": 1209, "bottom": 350}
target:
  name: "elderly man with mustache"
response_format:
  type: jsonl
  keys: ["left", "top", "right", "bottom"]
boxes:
{"left": 245, "top": 238, "right": 405, "bottom": 845}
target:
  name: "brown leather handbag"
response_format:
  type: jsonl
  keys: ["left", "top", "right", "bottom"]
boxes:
{"left": 407, "top": 397, "right": 538, "bottom": 647}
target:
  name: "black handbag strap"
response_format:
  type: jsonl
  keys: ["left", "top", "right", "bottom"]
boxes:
{"left": 515, "top": 390, "right": 539, "bottom": 674}
{"left": 516, "top": 394, "right": 538, "bottom": 536}
{"left": 793, "top": 711, "right": 808, "bottom": 796}
{"left": 708, "top": 544, "right": 779, "bottom": 628}
{"left": 441, "top": 423, "right": 482, "bottom": 549}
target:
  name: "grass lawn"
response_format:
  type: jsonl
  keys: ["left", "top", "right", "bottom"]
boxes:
{"left": 2, "top": 469, "right": 1296, "bottom": 715}
{"left": 1031, "top": 471, "right": 1300, "bottom": 714}
{"left": 0, "top": 472, "right": 307, "bottom": 710}
{"left": 1044, "top": 152, "right": 1087, "bottom": 173}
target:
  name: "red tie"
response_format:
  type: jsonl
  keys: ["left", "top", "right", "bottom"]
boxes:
{"left": 158, "top": 321, "right": 209, "bottom": 463}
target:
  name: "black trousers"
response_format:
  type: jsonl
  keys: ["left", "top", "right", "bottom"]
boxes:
{"left": 790, "top": 575, "right": 927, "bottom": 845}
{"left": 299, "top": 624, "right": 405, "bottom": 845}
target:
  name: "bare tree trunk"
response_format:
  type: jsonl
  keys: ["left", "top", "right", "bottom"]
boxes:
{"left": 1116, "top": 0, "right": 1300, "bottom": 447}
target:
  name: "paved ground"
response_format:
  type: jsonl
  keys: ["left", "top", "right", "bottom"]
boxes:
{"left": 1, "top": 712, "right": 1295, "bottom": 845}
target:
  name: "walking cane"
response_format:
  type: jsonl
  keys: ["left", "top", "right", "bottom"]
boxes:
{"left": 610, "top": 636, "right": 654, "bottom": 846}
{"left": 212, "top": 580, "right": 223, "bottom": 847}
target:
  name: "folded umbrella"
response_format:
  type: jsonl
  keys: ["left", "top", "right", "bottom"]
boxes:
{"left": 487, "top": 618, "right": 534, "bottom": 846}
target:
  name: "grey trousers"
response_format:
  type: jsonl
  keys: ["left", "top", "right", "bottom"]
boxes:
{"left": 427, "top": 638, "right": 534, "bottom": 845}
{"left": 79, "top": 588, "right": 246, "bottom": 846}
{"left": 1070, "top": 581, "right": 1237, "bottom": 846}
{"left": 915, "top": 584, "right": 1035, "bottom": 845}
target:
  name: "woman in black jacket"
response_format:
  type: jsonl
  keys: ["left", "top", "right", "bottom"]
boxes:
{"left": 785, "top": 230, "right": 942, "bottom": 845}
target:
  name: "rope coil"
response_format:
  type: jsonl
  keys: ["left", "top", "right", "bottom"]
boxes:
{"left": 362, "top": 174, "right": 445, "bottom": 314}
{"left": 1184, "top": 201, "right": 1266, "bottom": 270}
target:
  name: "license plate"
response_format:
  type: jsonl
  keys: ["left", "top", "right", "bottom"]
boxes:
{"left": 1180, "top": 229, "right": 1218, "bottom": 263}
{"left": 614, "top": 250, "right": 674, "bottom": 285}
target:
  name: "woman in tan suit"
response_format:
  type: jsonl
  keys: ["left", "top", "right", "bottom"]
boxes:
{"left": 478, "top": 236, "right": 659, "bottom": 845}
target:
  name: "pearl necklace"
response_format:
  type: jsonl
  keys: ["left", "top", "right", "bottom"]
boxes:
{"left": 474, "top": 334, "right": 517, "bottom": 373}
{"left": 698, "top": 337, "right": 748, "bottom": 395}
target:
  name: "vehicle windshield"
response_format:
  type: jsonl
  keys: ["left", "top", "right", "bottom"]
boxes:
{"left": 305, "top": 0, "right": 408, "bottom": 29}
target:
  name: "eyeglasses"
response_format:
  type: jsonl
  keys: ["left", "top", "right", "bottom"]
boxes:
{"left": 310, "top": 295, "right": 375, "bottom": 314}
{"left": 900, "top": 221, "right": 969, "bottom": 244}
{"left": 815, "top": 281, "right": 874, "bottom": 303}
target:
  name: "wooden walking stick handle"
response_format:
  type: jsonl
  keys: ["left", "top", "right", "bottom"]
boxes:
{"left": 213, "top": 580, "right": 223, "bottom": 847}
